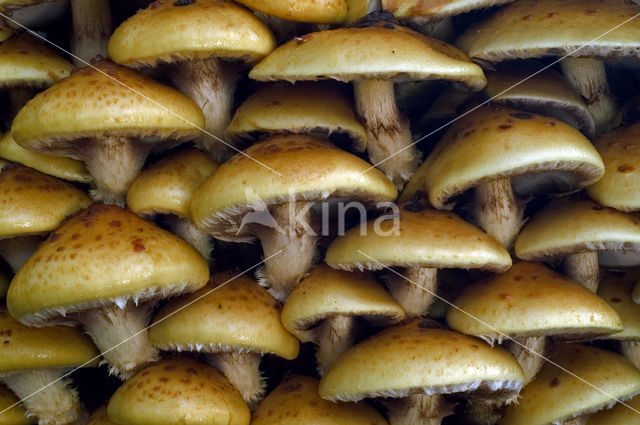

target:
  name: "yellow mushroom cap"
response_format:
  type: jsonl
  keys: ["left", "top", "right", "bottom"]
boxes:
{"left": 447, "top": 262, "right": 623, "bottom": 341}
{"left": 0, "top": 306, "right": 99, "bottom": 373}
{"left": 383, "top": 0, "right": 515, "bottom": 20}
{"left": 127, "top": 149, "right": 218, "bottom": 220}
{"left": 225, "top": 82, "right": 367, "bottom": 152}
{"left": 0, "top": 35, "right": 72, "bottom": 88}
{"left": 457, "top": 0, "right": 640, "bottom": 63}
{"left": 0, "top": 384, "right": 31, "bottom": 425}
{"left": 500, "top": 344, "right": 640, "bottom": 425}
{"left": 149, "top": 272, "right": 299, "bottom": 359}
{"left": 0, "top": 271, "right": 8, "bottom": 299}
{"left": 235, "top": 0, "right": 347, "bottom": 24}
{"left": 0, "top": 133, "right": 91, "bottom": 183}
{"left": 107, "top": 358, "right": 250, "bottom": 425}
{"left": 191, "top": 133, "right": 397, "bottom": 242}
{"left": 11, "top": 60, "right": 205, "bottom": 153}
{"left": 7, "top": 203, "right": 209, "bottom": 326}
{"left": 0, "top": 164, "right": 90, "bottom": 238}
{"left": 326, "top": 206, "right": 511, "bottom": 272}
{"left": 586, "top": 394, "right": 640, "bottom": 425}
{"left": 250, "top": 23, "right": 486, "bottom": 90}
{"left": 252, "top": 375, "right": 388, "bottom": 425}
{"left": 282, "top": 264, "right": 405, "bottom": 342}
{"left": 586, "top": 122, "right": 640, "bottom": 211}
{"left": 108, "top": 0, "right": 275, "bottom": 68}
{"left": 515, "top": 199, "right": 640, "bottom": 263}
{"left": 401, "top": 105, "right": 604, "bottom": 207}
{"left": 320, "top": 319, "right": 524, "bottom": 402}
{"left": 598, "top": 271, "right": 640, "bottom": 340}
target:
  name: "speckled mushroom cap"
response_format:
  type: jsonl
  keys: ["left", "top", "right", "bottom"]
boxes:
{"left": 500, "top": 344, "right": 640, "bottom": 425}
{"left": 0, "top": 35, "right": 72, "bottom": 88}
{"left": 7, "top": 203, "right": 209, "bottom": 326}
{"left": 234, "top": 0, "right": 349, "bottom": 23}
{"left": 108, "top": 0, "right": 275, "bottom": 68}
{"left": 127, "top": 149, "right": 218, "bottom": 220}
{"left": 0, "top": 306, "right": 99, "bottom": 373}
{"left": 149, "top": 272, "right": 299, "bottom": 359}
{"left": 10, "top": 60, "right": 205, "bottom": 153}
{"left": 190, "top": 133, "right": 397, "bottom": 242}
{"left": 249, "top": 22, "right": 487, "bottom": 90}
{"left": 457, "top": 0, "right": 640, "bottom": 63}
{"left": 400, "top": 105, "right": 604, "bottom": 207}
{"left": 0, "top": 164, "right": 90, "bottom": 238}
{"left": 586, "top": 122, "right": 640, "bottom": 211}
{"left": 85, "top": 406, "right": 115, "bottom": 425}
{"left": 107, "top": 358, "right": 250, "bottom": 425}
{"left": 319, "top": 319, "right": 524, "bottom": 402}
{"left": 383, "top": 0, "right": 515, "bottom": 20}
{"left": 281, "top": 264, "right": 405, "bottom": 342}
{"left": 325, "top": 206, "right": 511, "bottom": 272}
{"left": 0, "top": 133, "right": 91, "bottom": 183}
{"left": 598, "top": 271, "right": 640, "bottom": 340}
{"left": 224, "top": 82, "right": 367, "bottom": 151}
{"left": 0, "top": 384, "right": 31, "bottom": 425}
{"left": 586, "top": 394, "right": 640, "bottom": 425}
{"left": 252, "top": 375, "right": 389, "bottom": 425}
{"left": 447, "top": 262, "right": 623, "bottom": 341}
{"left": 515, "top": 199, "right": 640, "bottom": 266}
{"left": 0, "top": 271, "right": 8, "bottom": 299}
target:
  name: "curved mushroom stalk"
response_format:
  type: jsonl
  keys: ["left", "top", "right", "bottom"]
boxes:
{"left": 70, "top": 0, "right": 112, "bottom": 67}
{"left": 0, "top": 235, "right": 43, "bottom": 272}
{"left": 562, "top": 251, "right": 599, "bottom": 292}
{"left": 2, "top": 368, "right": 82, "bottom": 425}
{"left": 171, "top": 58, "right": 236, "bottom": 162}
{"left": 385, "top": 266, "right": 437, "bottom": 318}
{"left": 354, "top": 79, "right": 420, "bottom": 189}
{"left": 385, "top": 393, "right": 453, "bottom": 425}
{"left": 620, "top": 340, "right": 640, "bottom": 370}
{"left": 560, "top": 58, "right": 616, "bottom": 135}
{"left": 465, "top": 392, "right": 518, "bottom": 425}
{"left": 206, "top": 352, "right": 264, "bottom": 408}
{"left": 8, "top": 88, "right": 36, "bottom": 119}
{"left": 166, "top": 215, "right": 213, "bottom": 262}
{"left": 474, "top": 178, "right": 524, "bottom": 250}
{"left": 504, "top": 336, "right": 546, "bottom": 385}
{"left": 315, "top": 314, "right": 356, "bottom": 376}
{"left": 78, "top": 303, "right": 158, "bottom": 379}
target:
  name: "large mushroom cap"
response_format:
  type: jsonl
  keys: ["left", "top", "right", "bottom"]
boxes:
{"left": 107, "top": 0, "right": 275, "bottom": 68}
{"left": 500, "top": 344, "right": 640, "bottom": 425}
{"left": 234, "top": 0, "right": 348, "bottom": 24}
{"left": 447, "top": 262, "right": 623, "bottom": 341}
{"left": 319, "top": 319, "right": 524, "bottom": 402}
{"left": 0, "top": 384, "right": 30, "bottom": 425}
{"left": 401, "top": 105, "right": 604, "bottom": 207}
{"left": 7, "top": 203, "right": 209, "bottom": 326}
{"left": 383, "top": 0, "right": 515, "bottom": 20}
{"left": 190, "top": 133, "right": 397, "bottom": 242}
{"left": 598, "top": 271, "right": 640, "bottom": 341}
{"left": 107, "top": 358, "right": 250, "bottom": 425}
{"left": 586, "top": 394, "right": 640, "bottom": 425}
{"left": 149, "top": 272, "right": 299, "bottom": 359}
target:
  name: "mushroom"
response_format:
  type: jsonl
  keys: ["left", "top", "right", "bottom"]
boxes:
{"left": 0, "top": 383, "right": 30, "bottom": 425}
{"left": 252, "top": 375, "right": 389, "bottom": 425}
{"left": 7, "top": 203, "right": 210, "bottom": 378}
{"left": 108, "top": 0, "right": 275, "bottom": 162}
{"left": 457, "top": 0, "right": 640, "bottom": 134}
{"left": 108, "top": 358, "right": 250, "bottom": 425}
{"left": 281, "top": 264, "right": 405, "bottom": 374}
{"left": 0, "top": 164, "right": 90, "bottom": 272}
{"left": 250, "top": 19, "right": 486, "bottom": 188}
{"left": 10, "top": 60, "right": 205, "bottom": 205}
{"left": 190, "top": 133, "right": 397, "bottom": 301}
{"left": 500, "top": 344, "right": 640, "bottom": 425}
{"left": 148, "top": 272, "right": 299, "bottom": 406}
{"left": 515, "top": 199, "right": 640, "bottom": 292}
{"left": 319, "top": 319, "right": 524, "bottom": 425}
{"left": 325, "top": 194, "right": 511, "bottom": 318}
{"left": 85, "top": 405, "right": 114, "bottom": 425}
{"left": 401, "top": 105, "right": 604, "bottom": 249}
{"left": 127, "top": 149, "right": 218, "bottom": 261}
{"left": 0, "top": 306, "right": 99, "bottom": 425}
{"left": 586, "top": 394, "right": 640, "bottom": 425}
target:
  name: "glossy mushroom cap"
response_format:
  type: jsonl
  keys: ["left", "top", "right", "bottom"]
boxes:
{"left": 234, "top": 0, "right": 349, "bottom": 24}
{"left": 0, "top": 384, "right": 30, "bottom": 425}
{"left": 107, "top": 358, "right": 250, "bottom": 425}
{"left": 598, "top": 271, "right": 640, "bottom": 341}
{"left": 586, "top": 394, "right": 640, "bottom": 425}
{"left": 383, "top": 0, "right": 515, "bottom": 20}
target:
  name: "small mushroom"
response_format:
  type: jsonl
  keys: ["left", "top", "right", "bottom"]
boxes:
{"left": 0, "top": 383, "right": 31, "bottom": 425}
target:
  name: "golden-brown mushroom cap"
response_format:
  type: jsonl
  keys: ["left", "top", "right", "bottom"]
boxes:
{"left": 383, "top": 0, "right": 515, "bottom": 20}
{"left": 235, "top": 0, "right": 348, "bottom": 24}
{"left": 0, "top": 384, "right": 31, "bottom": 425}
{"left": 598, "top": 271, "right": 640, "bottom": 341}
{"left": 586, "top": 394, "right": 640, "bottom": 425}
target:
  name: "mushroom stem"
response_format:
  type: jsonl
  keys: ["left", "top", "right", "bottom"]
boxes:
{"left": 252, "top": 202, "right": 318, "bottom": 302}
{"left": 8, "top": 88, "right": 36, "bottom": 118}
{"left": 562, "top": 416, "right": 589, "bottom": 425}
{"left": 206, "top": 352, "right": 264, "bottom": 408}
{"left": 385, "top": 394, "right": 453, "bottom": 425}
{"left": 354, "top": 78, "right": 420, "bottom": 189}
{"left": 315, "top": 314, "right": 356, "bottom": 376}
{"left": 74, "top": 136, "right": 149, "bottom": 206}
{"left": 560, "top": 57, "right": 616, "bottom": 135}
{"left": 70, "top": 0, "right": 112, "bottom": 66}
{"left": 620, "top": 340, "right": 640, "bottom": 369}
{"left": 474, "top": 177, "right": 523, "bottom": 249}
{"left": 408, "top": 17, "right": 455, "bottom": 42}
{"left": 171, "top": 57, "right": 236, "bottom": 162}
{"left": 2, "top": 368, "right": 82, "bottom": 425}
{"left": 0, "top": 235, "right": 43, "bottom": 272}
{"left": 386, "top": 266, "right": 437, "bottom": 318}
{"left": 465, "top": 393, "right": 518, "bottom": 425}
{"left": 78, "top": 303, "right": 158, "bottom": 379}
{"left": 166, "top": 215, "right": 213, "bottom": 262}
{"left": 252, "top": 11, "right": 314, "bottom": 44}
{"left": 503, "top": 336, "right": 546, "bottom": 385}
{"left": 562, "top": 251, "right": 600, "bottom": 292}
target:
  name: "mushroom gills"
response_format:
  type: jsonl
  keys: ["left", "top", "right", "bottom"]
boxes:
{"left": 206, "top": 351, "right": 264, "bottom": 408}
{"left": 385, "top": 393, "right": 454, "bottom": 425}
{"left": 384, "top": 266, "right": 437, "bottom": 318}
{"left": 315, "top": 314, "right": 356, "bottom": 376}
